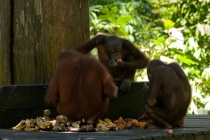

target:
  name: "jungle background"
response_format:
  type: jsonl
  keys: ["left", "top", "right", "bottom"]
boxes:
{"left": 89, "top": 0, "right": 210, "bottom": 114}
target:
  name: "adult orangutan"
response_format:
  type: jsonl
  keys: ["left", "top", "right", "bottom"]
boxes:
{"left": 75, "top": 34, "right": 149, "bottom": 92}
{"left": 139, "top": 59, "right": 191, "bottom": 129}
{"left": 45, "top": 50, "right": 118, "bottom": 123}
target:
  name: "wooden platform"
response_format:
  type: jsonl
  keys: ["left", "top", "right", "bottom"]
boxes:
{"left": 0, "top": 115, "right": 210, "bottom": 140}
{"left": 0, "top": 82, "right": 144, "bottom": 128}
{"left": 1, "top": 83, "right": 210, "bottom": 140}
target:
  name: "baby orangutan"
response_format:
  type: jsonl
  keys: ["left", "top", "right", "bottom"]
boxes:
{"left": 45, "top": 50, "right": 118, "bottom": 124}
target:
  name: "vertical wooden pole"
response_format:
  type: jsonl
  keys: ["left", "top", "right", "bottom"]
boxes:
{"left": 0, "top": 0, "right": 12, "bottom": 84}
{"left": 12, "top": 0, "right": 44, "bottom": 84}
{"left": 42, "top": 0, "right": 90, "bottom": 83}
{"left": 11, "top": 0, "right": 89, "bottom": 84}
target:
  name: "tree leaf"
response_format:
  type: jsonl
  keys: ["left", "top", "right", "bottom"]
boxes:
{"left": 98, "top": 14, "right": 115, "bottom": 22}
{"left": 111, "top": 6, "right": 117, "bottom": 15}
{"left": 154, "top": 37, "right": 166, "bottom": 45}
{"left": 115, "top": 26, "right": 129, "bottom": 37}
{"left": 177, "top": 55, "right": 195, "bottom": 66}
{"left": 98, "top": 7, "right": 117, "bottom": 22}
{"left": 116, "top": 15, "right": 132, "bottom": 25}
{"left": 164, "top": 20, "right": 175, "bottom": 29}
{"left": 100, "top": 7, "right": 110, "bottom": 14}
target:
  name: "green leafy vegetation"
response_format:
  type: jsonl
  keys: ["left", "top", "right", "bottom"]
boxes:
{"left": 89, "top": 0, "right": 210, "bottom": 114}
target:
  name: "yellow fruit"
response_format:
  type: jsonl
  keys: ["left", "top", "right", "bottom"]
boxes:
{"left": 117, "top": 123, "right": 124, "bottom": 130}
{"left": 104, "top": 118, "right": 112, "bottom": 123}
{"left": 12, "top": 120, "right": 26, "bottom": 131}
{"left": 116, "top": 59, "right": 122, "bottom": 63}
{"left": 117, "top": 117, "right": 124, "bottom": 123}
{"left": 139, "top": 122, "right": 147, "bottom": 129}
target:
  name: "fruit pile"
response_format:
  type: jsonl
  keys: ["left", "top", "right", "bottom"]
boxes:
{"left": 96, "top": 117, "right": 147, "bottom": 131}
{"left": 11, "top": 109, "right": 147, "bottom": 132}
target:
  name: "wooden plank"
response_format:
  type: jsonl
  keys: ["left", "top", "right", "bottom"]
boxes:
{"left": 0, "top": 84, "right": 58, "bottom": 128}
{"left": 0, "top": 0, "right": 12, "bottom": 84}
{"left": 172, "top": 134, "right": 183, "bottom": 140}
{"left": 0, "top": 84, "right": 50, "bottom": 110}
{"left": 162, "top": 135, "right": 174, "bottom": 140}
{"left": 0, "top": 84, "right": 210, "bottom": 140}
{"left": 12, "top": 0, "right": 90, "bottom": 84}
{"left": 42, "top": 0, "right": 90, "bottom": 83}
{"left": 192, "top": 132, "right": 203, "bottom": 140}
{"left": 102, "top": 82, "right": 144, "bottom": 120}
{"left": 202, "top": 130, "right": 210, "bottom": 140}
{"left": 12, "top": 0, "right": 45, "bottom": 84}
{"left": 182, "top": 133, "right": 193, "bottom": 140}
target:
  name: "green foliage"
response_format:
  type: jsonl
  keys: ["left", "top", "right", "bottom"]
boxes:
{"left": 159, "top": 1, "right": 210, "bottom": 114}
{"left": 89, "top": 0, "right": 161, "bottom": 44}
{"left": 89, "top": 0, "right": 210, "bottom": 114}
{"left": 164, "top": 20, "right": 175, "bottom": 29}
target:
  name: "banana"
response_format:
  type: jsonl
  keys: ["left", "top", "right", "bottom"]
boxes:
{"left": 24, "top": 127, "right": 36, "bottom": 132}
{"left": 71, "top": 122, "right": 80, "bottom": 128}
{"left": 96, "top": 123, "right": 109, "bottom": 131}
{"left": 98, "top": 119, "right": 108, "bottom": 125}
{"left": 130, "top": 119, "right": 139, "bottom": 127}
{"left": 56, "top": 115, "right": 68, "bottom": 123}
{"left": 25, "top": 119, "right": 31, "bottom": 128}
{"left": 12, "top": 120, "right": 26, "bottom": 131}
{"left": 37, "top": 121, "right": 52, "bottom": 130}
{"left": 36, "top": 117, "right": 42, "bottom": 122}
{"left": 42, "top": 109, "right": 51, "bottom": 121}
{"left": 52, "top": 124, "right": 66, "bottom": 131}
{"left": 34, "top": 125, "right": 40, "bottom": 131}
{"left": 29, "top": 119, "right": 37, "bottom": 128}
{"left": 104, "top": 118, "right": 112, "bottom": 123}
{"left": 42, "top": 116, "right": 51, "bottom": 121}
{"left": 49, "top": 120, "right": 57, "bottom": 127}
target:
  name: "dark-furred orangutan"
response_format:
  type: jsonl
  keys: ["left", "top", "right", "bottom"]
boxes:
{"left": 45, "top": 50, "right": 118, "bottom": 124}
{"left": 75, "top": 34, "right": 150, "bottom": 92}
{"left": 139, "top": 59, "right": 191, "bottom": 129}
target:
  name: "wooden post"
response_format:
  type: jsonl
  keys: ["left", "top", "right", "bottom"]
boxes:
{"left": 0, "top": 0, "right": 89, "bottom": 84}
{"left": 42, "top": 0, "right": 90, "bottom": 83}
{"left": 0, "top": 0, "right": 12, "bottom": 84}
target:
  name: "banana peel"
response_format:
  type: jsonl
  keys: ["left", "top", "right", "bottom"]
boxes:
{"left": 117, "top": 117, "right": 124, "bottom": 123}
{"left": 104, "top": 118, "right": 117, "bottom": 127}
{"left": 96, "top": 123, "right": 109, "bottom": 131}
{"left": 37, "top": 121, "right": 52, "bottom": 130}
{"left": 25, "top": 119, "right": 37, "bottom": 128}
{"left": 130, "top": 119, "right": 139, "bottom": 127}
{"left": 98, "top": 119, "right": 108, "bottom": 125}
{"left": 12, "top": 120, "right": 26, "bottom": 131}
{"left": 42, "top": 116, "right": 51, "bottom": 121}
{"left": 52, "top": 123, "right": 66, "bottom": 131}
{"left": 117, "top": 123, "right": 124, "bottom": 130}
{"left": 24, "top": 127, "right": 36, "bottom": 132}
{"left": 96, "top": 120, "right": 118, "bottom": 131}
{"left": 104, "top": 118, "right": 112, "bottom": 123}
{"left": 71, "top": 122, "right": 80, "bottom": 128}
{"left": 139, "top": 122, "right": 147, "bottom": 129}
{"left": 56, "top": 115, "right": 68, "bottom": 123}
